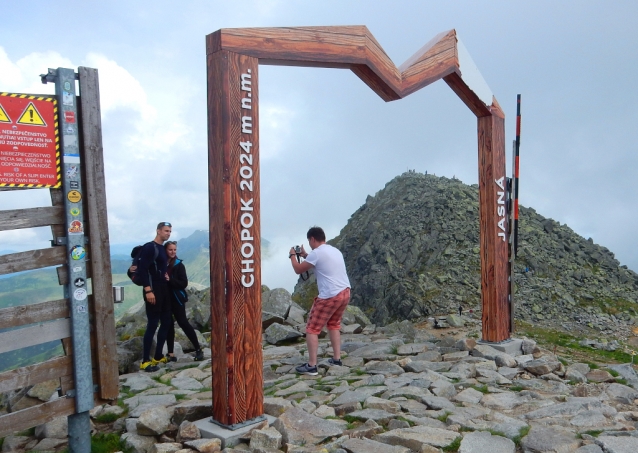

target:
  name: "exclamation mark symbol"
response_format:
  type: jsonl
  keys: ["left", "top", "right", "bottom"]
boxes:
{"left": 29, "top": 108, "right": 33, "bottom": 123}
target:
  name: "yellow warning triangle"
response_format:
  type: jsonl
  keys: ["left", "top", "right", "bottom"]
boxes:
{"left": 0, "top": 104, "right": 10, "bottom": 123}
{"left": 17, "top": 102, "right": 46, "bottom": 126}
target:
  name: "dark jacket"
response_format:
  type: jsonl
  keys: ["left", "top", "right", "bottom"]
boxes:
{"left": 167, "top": 258, "right": 188, "bottom": 305}
{"left": 136, "top": 241, "right": 168, "bottom": 289}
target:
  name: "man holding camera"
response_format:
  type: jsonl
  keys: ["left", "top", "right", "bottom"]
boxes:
{"left": 289, "top": 226, "right": 351, "bottom": 375}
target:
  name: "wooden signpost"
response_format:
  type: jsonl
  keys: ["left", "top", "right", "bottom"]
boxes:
{"left": 0, "top": 67, "right": 118, "bottom": 452}
{"left": 207, "top": 26, "right": 511, "bottom": 428}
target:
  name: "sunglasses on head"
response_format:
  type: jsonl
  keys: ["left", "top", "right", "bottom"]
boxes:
{"left": 166, "top": 241, "right": 177, "bottom": 245}
{"left": 157, "top": 222, "right": 172, "bottom": 228}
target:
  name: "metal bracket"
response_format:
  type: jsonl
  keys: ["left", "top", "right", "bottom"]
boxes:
{"left": 64, "top": 385, "right": 98, "bottom": 399}
{"left": 40, "top": 68, "right": 56, "bottom": 84}
{"left": 52, "top": 237, "right": 67, "bottom": 246}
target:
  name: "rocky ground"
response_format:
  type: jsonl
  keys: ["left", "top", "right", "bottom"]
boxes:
{"left": 3, "top": 294, "right": 638, "bottom": 453}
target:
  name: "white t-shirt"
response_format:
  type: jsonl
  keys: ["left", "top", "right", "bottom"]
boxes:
{"left": 305, "top": 243, "right": 350, "bottom": 299}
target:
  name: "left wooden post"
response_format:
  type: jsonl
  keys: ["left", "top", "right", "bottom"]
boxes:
{"left": 207, "top": 33, "right": 264, "bottom": 427}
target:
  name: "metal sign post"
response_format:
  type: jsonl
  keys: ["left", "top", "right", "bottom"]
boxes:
{"left": 43, "top": 67, "right": 93, "bottom": 453}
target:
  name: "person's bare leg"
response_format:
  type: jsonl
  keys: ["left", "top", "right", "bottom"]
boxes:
{"left": 306, "top": 333, "right": 319, "bottom": 366}
{"left": 329, "top": 329, "right": 341, "bottom": 360}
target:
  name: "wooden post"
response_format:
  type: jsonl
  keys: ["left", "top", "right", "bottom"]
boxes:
{"left": 477, "top": 103, "right": 509, "bottom": 342}
{"left": 207, "top": 44, "right": 263, "bottom": 427}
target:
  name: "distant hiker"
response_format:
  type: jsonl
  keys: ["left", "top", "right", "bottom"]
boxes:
{"left": 164, "top": 241, "right": 204, "bottom": 362}
{"left": 131, "top": 222, "right": 174, "bottom": 372}
{"left": 289, "top": 226, "right": 351, "bottom": 375}
{"left": 458, "top": 305, "right": 463, "bottom": 316}
{"left": 434, "top": 318, "right": 440, "bottom": 329}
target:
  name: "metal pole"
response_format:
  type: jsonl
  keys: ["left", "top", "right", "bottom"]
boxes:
{"left": 43, "top": 67, "right": 93, "bottom": 453}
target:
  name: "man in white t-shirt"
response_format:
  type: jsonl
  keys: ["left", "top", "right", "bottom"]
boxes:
{"left": 289, "top": 226, "right": 351, "bottom": 375}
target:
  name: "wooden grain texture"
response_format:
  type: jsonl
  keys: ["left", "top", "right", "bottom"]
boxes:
{"left": 0, "top": 298, "right": 69, "bottom": 330}
{"left": 208, "top": 50, "right": 263, "bottom": 425}
{"left": 0, "top": 397, "right": 75, "bottom": 438}
{"left": 0, "top": 206, "right": 64, "bottom": 231}
{"left": 0, "top": 356, "right": 71, "bottom": 394}
{"left": 78, "top": 67, "right": 119, "bottom": 400}
{"left": 0, "top": 247, "right": 66, "bottom": 276}
{"left": 208, "top": 49, "right": 231, "bottom": 425}
{"left": 0, "top": 318, "right": 71, "bottom": 354}
{"left": 49, "top": 188, "right": 66, "bottom": 242}
{"left": 207, "top": 26, "right": 492, "bottom": 108}
{"left": 478, "top": 108, "right": 509, "bottom": 342}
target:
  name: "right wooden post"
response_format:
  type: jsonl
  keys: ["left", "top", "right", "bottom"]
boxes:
{"left": 478, "top": 102, "right": 510, "bottom": 342}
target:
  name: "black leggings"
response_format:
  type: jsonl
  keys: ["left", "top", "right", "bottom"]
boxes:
{"left": 143, "top": 309, "right": 172, "bottom": 362}
{"left": 166, "top": 299, "right": 201, "bottom": 353}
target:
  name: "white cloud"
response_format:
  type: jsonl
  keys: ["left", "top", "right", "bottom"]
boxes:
{"left": 260, "top": 103, "right": 296, "bottom": 160}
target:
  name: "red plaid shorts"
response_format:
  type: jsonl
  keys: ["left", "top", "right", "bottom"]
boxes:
{"left": 305, "top": 288, "right": 351, "bottom": 335}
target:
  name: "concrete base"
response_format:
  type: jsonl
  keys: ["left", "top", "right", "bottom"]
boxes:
{"left": 478, "top": 338, "right": 524, "bottom": 356}
{"left": 193, "top": 414, "right": 277, "bottom": 449}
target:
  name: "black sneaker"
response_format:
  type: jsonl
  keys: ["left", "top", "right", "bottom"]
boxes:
{"left": 140, "top": 361, "right": 159, "bottom": 373}
{"left": 194, "top": 349, "right": 204, "bottom": 361}
{"left": 327, "top": 357, "right": 342, "bottom": 366}
{"left": 165, "top": 354, "right": 177, "bottom": 363}
{"left": 295, "top": 363, "right": 318, "bottom": 376}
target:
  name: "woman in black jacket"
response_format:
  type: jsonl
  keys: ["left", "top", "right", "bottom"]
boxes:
{"left": 164, "top": 241, "right": 204, "bottom": 361}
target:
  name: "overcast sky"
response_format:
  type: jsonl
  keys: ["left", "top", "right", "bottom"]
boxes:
{"left": 1, "top": 1, "right": 637, "bottom": 291}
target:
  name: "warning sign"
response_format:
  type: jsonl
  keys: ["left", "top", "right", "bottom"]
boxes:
{"left": 17, "top": 102, "right": 47, "bottom": 126}
{"left": 0, "top": 104, "right": 10, "bottom": 123}
{"left": 0, "top": 93, "right": 60, "bottom": 188}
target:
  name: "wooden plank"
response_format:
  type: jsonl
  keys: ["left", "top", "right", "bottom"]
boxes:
{"left": 0, "top": 356, "right": 72, "bottom": 394}
{"left": 0, "top": 318, "right": 70, "bottom": 354}
{"left": 0, "top": 247, "right": 66, "bottom": 276}
{"left": 209, "top": 26, "right": 494, "bottom": 110}
{"left": 477, "top": 108, "right": 509, "bottom": 342}
{"left": 78, "top": 66, "right": 119, "bottom": 400}
{"left": 0, "top": 206, "right": 65, "bottom": 231}
{"left": 49, "top": 188, "right": 66, "bottom": 242}
{"left": 56, "top": 260, "right": 92, "bottom": 285}
{"left": 0, "top": 298, "right": 69, "bottom": 330}
{"left": 0, "top": 397, "right": 75, "bottom": 438}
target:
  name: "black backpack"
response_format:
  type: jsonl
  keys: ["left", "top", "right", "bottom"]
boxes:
{"left": 128, "top": 242, "right": 159, "bottom": 286}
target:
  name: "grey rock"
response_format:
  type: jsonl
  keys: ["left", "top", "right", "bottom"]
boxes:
{"left": 273, "top": 407, "right": 344, "bottom": 446}
{"left": 329, "top": 390, "right": 369, "bottom": 407}
{"left": 262, "top": 288, "right": 294, "bottom": 318}
{"left": 341, "top": 437, "right": 410, "bottom": 453}
{"left": 262, "top": 346, "right": 301, "bottom": 361}
{"left": 458, "top": 431, "right": 515, "bottom": 453}
{"left": 519, "top": 425, "right": 580, "bottom": 453}
{"left": 570, "top": 410, "right": 608, "bottom": 427}
{"left": 414, "top": 351, "right": 443, "bottom": 362}
{"left": 264, "top": 323, "right": 303, "bottom": 345}
{"left": 150, "top": 443, "right": 183, "bottom": 453}
{"left": 524, "top": 358, "right": 561, "bottom": 376}
{"left": 348, "top": 344, "right": 394, "bottom": 358}
{"left": 171, "top": 376, "right": 204, "bottom": 391}
{"left": 453, "top": 387, "right": 484, "bottom": 404}
{"left": 421, "top": 395, "right": 456, "bottom": 410}
{"left": 172, "top": 400, "right": 213, "bottom": 425}
{"left": 373, "top": 425, "right": 460, "bottom": 450}
{"left": 605, "top": 383, "right": 638, "bottom": 404}
{"left": 345, "top": 305, "right": 371, "bottom": 327}
{"left": 397, "top": 343, "right": 430, "bottom": 355}
{"left": 176, "top": 420, "right": 201, "bottom": 442}
{"left": 136, "top": 406, "right": 172, "bottom": 436}
{"left": 31, "top": 438, "right": 68, "bottom": 451}
{"left": 184, "top": 438, "right": 223, "bottom": 452}
{"left": 347, "top": 408, "right": 398, "bottom": 423}
{"left": 122, "top": 432, "right": 157, "bottom": 453}
{"left": 250, "top": 426, "right": 282, "bottom": 450}
{"left": 595, "top": 435, "right": 638, "bottom": 453}
{"left": 575, "top": 445, "right": 604, "bottom": 453}
{"left": 365, "top": 360, "right": 405, "bottom": 376}
{"left": 481, "top": 392, "right": 529, "bottom": 410}
{"left": 35, "top": 416, "right": 67, "bottom": 439}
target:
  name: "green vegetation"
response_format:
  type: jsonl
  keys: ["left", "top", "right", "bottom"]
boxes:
{"left": 471, "top": 384, "right": 489, "bottom": 394}
{"left": 512, "top": 425, "right": 531, "bottom": 446}
{"left": 95, "top": 412, "right": 122, "bottom": 423}
{"left": 436, "top": 411, "right": 451, "bottom": 423}
{"left": 60, "top": 433, "right": 133, "bottom": 453}
{"left": 517, "top": 322, "right": 635, "bottom": 364}
{"left": 442, "top": 436, "right": 462, "bottom": 452}
{"left": 578, "top": 430, "right": 603, "bottom": 438}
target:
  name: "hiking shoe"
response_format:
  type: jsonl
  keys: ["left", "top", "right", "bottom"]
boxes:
{"left": 295, "top": 363, "right": 318, "bottom": 376}
{"left": 140, "top": 361, "right": 159, "bottom": 372}
{"left": 194, "top": 349, "right": 204, "bottom": 361}
{"left": 165, "top": 354, "right": 177, "bottom": 363}
{"left": 152, "top": 356, "right": 168, "bottom": 365}
{"left": 327, "top": 357, "right": 342, "bottom": 366}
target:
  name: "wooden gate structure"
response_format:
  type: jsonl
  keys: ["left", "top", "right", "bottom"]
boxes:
{"left": 0, "top": 67, "right": 118, "bottom": 438}
{"left": 207, "top": 26, "right": 510, "bottom": 428}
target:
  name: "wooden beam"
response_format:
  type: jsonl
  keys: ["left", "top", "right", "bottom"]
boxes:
{"left": 78, "top": 67, "right": 119, "bottom": 400}
{"left": 0, "top": 397, "right": 75, "bottom": 438}
{"left": 0, "top": 206, "right": 65, "bottom": 231}
{"left": 0, "top": 298, "right": 69, "bottom": 330}
{"left": 0, "top": 356, "right": 72, "bottom": 394}
{"left": 207, "top": 50, "right": 263, "bottom": 426}
{"left": 0, "top": 247, "right": 66, "bottom": 276}
{"left": 0, "top": 318, "right": 70, "bottom": 354}
{"left": 478, "top": 105, "right": 509, "bottom": 342}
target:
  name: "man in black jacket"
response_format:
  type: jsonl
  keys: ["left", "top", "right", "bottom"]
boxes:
{"left": 137, "top": 222, "right": 173, "bottom": 372}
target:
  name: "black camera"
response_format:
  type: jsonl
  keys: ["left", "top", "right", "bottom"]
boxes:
{"left": 294, "top": 245, "right": 302, "bottom": 254}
